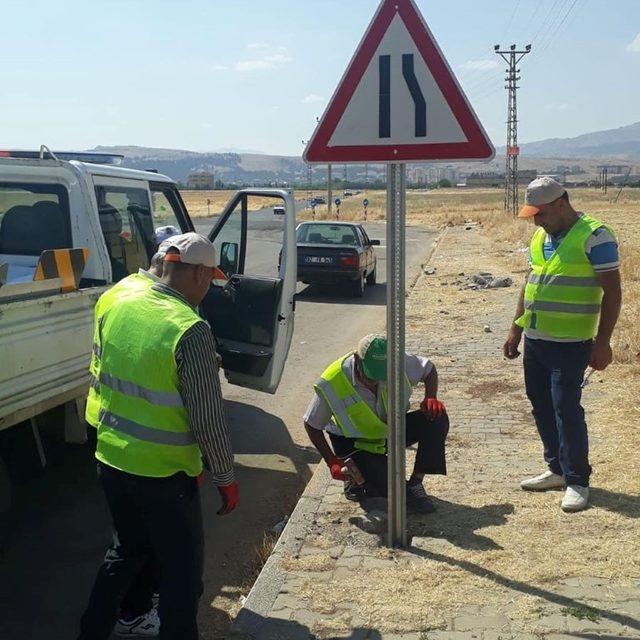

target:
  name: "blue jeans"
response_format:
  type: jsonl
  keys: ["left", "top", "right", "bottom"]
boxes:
{"left": 524, "top": 337, "right": 592, "bottom": 487}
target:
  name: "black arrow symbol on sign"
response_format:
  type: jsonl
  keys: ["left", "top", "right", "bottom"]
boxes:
{"left": 378, "top": 53, "right": 427, "bottom": 139}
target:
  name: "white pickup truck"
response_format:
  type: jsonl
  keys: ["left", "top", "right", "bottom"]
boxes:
{"left": 0, "top": 148, "right": 297, "bottom": 538}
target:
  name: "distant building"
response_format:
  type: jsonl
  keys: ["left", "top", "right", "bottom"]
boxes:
{"left": 466, "top": 169, "right": 537, "bottom": 187}
{"left": 187, "top": 171, "right": 215, "bottom": 190}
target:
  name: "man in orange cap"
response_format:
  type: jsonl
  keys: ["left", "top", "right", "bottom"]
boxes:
{"left": 503, "top": 177, "right": 621, "bottom": 512}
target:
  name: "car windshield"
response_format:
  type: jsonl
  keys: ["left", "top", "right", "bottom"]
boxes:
{"left": 297, "top": 224, "right": 358, "bottom": 245}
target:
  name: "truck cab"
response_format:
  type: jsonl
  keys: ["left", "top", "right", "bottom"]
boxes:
{"left": 0, "top": 148, "right": 297, "bottom": 428}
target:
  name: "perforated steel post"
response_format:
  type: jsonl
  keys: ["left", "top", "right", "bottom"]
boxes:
{"left": 386, "top": 163, "right": 407, "bottom": 548}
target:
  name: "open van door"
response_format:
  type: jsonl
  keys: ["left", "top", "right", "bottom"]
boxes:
{"left": 200, "top": 190, "right": 296, "bottom": 393}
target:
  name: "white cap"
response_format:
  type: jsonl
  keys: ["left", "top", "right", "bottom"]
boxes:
{"left": 163, "top": 233, "right": 216, "bottom": 267}
{"left": 153, "top": 225, "right": 180, "bottom": 246}
{"left": 519, "top": 177, "right": 566, "bottom": 218}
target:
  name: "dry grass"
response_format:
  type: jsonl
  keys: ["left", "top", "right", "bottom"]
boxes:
{"left": 304, "top": 186, "right": 639, "bottom": 366}
{"left": 179, "top": 190, "right": 281, "bottom": 218}
{"left": 276, "top": 203, "right": 640, "bottom": 635}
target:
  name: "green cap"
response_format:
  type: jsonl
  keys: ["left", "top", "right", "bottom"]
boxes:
{"left": 357, "top": 334, "right": 387, "bottom": 381}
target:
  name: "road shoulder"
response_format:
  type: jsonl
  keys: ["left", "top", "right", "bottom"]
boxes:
{"left": 230, "top": 223, "right": 639, "bottom": 640}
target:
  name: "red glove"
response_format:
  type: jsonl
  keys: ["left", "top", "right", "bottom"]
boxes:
{"left": 217, "top": 481, "right": 239, "bottom": 515}
{"left": 327, "top": 456, "right": 348, "bottom": 481}
{"left": 420, "top": 397, "right": 447, "bottom": 420}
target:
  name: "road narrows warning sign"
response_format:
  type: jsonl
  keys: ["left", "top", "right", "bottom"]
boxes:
{"left": 304, "top": 0, "right": 494, "bottom": 164}
{"left": 303, "top": 0, "right": 494, "bottom": 551}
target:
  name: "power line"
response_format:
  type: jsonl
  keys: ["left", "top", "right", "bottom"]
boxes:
{"left": 530, "top": 0, "right": 567, "bottom": 44}
{"left": 501, "top": 0, "right": 523, "bottom": 42}
{"left": 536, "top": 0, "right": 581, "bottom": 55}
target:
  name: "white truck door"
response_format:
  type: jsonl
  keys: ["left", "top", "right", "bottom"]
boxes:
{"left": 199, "top": 189, "right": 296, "bottom": 394}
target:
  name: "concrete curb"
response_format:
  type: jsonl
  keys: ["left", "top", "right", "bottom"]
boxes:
{"left": 230, "top": 464, "right": 331, "bottom": 638}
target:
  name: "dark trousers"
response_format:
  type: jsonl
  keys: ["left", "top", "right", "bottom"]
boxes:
{"left": 78, "top": 463, "right": 204, "bottom": 640}
{"left": 524, "top": 337, "right": 592, "bottom": 487}
{"left": 329, "top": 409, "right": 449, "bottom": 497}
{"left": 119, "top": 556, "right": 159, "bottom": 619}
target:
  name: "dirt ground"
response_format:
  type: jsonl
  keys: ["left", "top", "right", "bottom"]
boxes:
{"left": 266, "top": 186, "right": 640, "bottom": 636}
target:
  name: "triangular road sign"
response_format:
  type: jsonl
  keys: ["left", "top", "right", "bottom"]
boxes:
{"left": 304, "top": 0, "right": 495, "bottom": 164}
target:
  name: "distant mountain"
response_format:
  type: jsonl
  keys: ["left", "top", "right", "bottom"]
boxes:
{"left": 92, "top": 122, "right": 640, "bottom": 186}
{"left": 500, "top": 121, "right": 640, "bottom": 160}
{"left": 214, "top": 147, "right": 265, "bottom": 155}
{"left": 90, "top": 145, "right": 305, "bottom": 184}
{"left": 89, "top": 145, "right": 391, "bottom": 185}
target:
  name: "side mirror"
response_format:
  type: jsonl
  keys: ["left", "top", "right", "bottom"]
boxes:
{"left": 370, "top": 239, "right": 381, "bottom": 246}
{"left": 220, "top": 242, "right": 239, "bottom": 277}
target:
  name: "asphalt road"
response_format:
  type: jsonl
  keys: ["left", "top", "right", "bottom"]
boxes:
{"left": 0, "top": 210, "right": 438, "bottom": 640}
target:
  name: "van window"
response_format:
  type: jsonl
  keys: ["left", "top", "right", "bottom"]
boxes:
{"left": 0, "top": 183, "right": 71, "bottom": 257}
{"left": 95, "top": 185, "right": 154, "bottom": 282}
{"left": 150, "top": 184, "right": 189, "bottom": 246}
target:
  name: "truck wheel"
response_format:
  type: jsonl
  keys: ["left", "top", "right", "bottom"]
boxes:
{"left": 352, "top": 273, "right": 365, "bottom": 298}
{"left": 0, "top": 456, "right": 11, "bottom": 550}
{"left": 366, "top": 264, "right": 377, "bottom": 286}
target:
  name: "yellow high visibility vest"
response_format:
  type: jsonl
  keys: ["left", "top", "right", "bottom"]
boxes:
{"left": 516, "top": 215, "right": 614, "bottom": 340}
{"left": 314, "top": 354, "right": 412, "bottom": 455}
{"left": 93, "top": 286, "right": 203, "bottom": 477}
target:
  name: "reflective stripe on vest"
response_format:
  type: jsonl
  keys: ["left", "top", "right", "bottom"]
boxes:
{"left": 94, "top": 285, "right": 203, "bottom": 478}
{"left": 99, "top": 372, "right": 184, "bottom": 408}
{"left": 99, "top": 409, "right": 196, "bottom": 446}
{"left": 527, "top": 273, "right": 599, "bottom": 287}
{"left": 524, "top": 300, "right": 601, "bottom": 314}
{"left": 314, "top": 377, "right": 363, "bottom": 439}
{"left": 515, "top": 214, "right": 613, "bottom": 340}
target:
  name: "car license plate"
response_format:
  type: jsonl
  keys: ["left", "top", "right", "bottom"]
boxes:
{"left": 305, "top": 256, "right": 333, "bottom": 264}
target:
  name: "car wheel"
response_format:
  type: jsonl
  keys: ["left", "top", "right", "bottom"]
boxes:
{"left": 352, "top": 273, "right": 365, "bottom": 298}
{"left": 366, "top": 263, "right": 377, "bottom": 286}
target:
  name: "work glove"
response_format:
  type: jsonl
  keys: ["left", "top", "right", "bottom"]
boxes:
{"left": 217, "top": 481, "right": 239, "bottom": 515}
{"left": 420, "top": 397, "right": 447, "bottom": 420}
{"left": 327, "top": 456, "right": 348, "bottom": 482}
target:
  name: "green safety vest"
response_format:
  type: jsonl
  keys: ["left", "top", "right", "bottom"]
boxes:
{"left": 314, "top": 354, "right": 412, "bottom": 455}
{"left": 92, "top": 285, "right": 203, "bottom": 477}
{"left": 86, "top": 272, "right": 155, "bottom": 427}
{"left": 516, "top": 214, "right": 614, "bottom": 340}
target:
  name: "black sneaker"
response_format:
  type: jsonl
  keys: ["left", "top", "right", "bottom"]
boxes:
{"left": 406, "top": 480, "right": 436, "bottom": 514}
{"left": 343, "top": 479, "right": 366, "bottom": 502}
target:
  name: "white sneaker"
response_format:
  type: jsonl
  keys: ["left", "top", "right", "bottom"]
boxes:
{"left": 114, "top": 609, "right": 160, "bottom": 637}
{"left": 520, "top": 470, "right": 565, "bottom": 491}
{"left": 561, "top": 485, "right": 589, "bottom": 512}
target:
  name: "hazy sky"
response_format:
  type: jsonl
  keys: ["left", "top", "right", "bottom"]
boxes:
{"left": 3, "top": 0, "right": 640, "bottom": 155}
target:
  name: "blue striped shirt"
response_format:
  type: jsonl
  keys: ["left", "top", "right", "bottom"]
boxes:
{"left": 533, "top": 215, "right": 619, "bottom": 272}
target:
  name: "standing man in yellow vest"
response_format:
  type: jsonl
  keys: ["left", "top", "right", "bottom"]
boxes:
{"left": 304, "top": 334, "right": 449, "bottom": 514}
{"left": 79, "top": 233, "right": 237, "bottom": 640}
{"left": 504, "top": 178, "right": 622, "bottom": 512}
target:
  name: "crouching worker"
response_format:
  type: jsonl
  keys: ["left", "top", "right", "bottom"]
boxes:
{"left": 303, "top": 334, "right": 449, "bottom": 514}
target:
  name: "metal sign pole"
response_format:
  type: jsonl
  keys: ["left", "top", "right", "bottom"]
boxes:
{"left": 386, "top": 163, "right": 407, "bottom": 548}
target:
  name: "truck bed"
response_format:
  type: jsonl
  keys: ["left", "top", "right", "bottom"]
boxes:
{"left": 0, "top": 286, "right": 107, "bottom": 430}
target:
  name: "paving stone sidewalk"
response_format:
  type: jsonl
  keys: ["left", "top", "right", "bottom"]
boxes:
{"left": 230, "top": 225, "right": 640, "bottom": 640}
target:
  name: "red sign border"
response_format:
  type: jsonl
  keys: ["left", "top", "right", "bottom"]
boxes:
{"left": 304, "top": 0, "right": 494, "bottom": 164}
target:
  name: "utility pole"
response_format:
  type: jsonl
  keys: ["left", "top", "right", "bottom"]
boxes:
{"left": 344, "top": 164, "right": 348, "bottom": 189}
{"left": 495, "top": 43, "right": 531, "bottom": 216}
{"left": 328, "top": 164, "right": 333, "bottom": 215}
{"left": 302, "top": 140, "right": 314, "bottom": 206}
